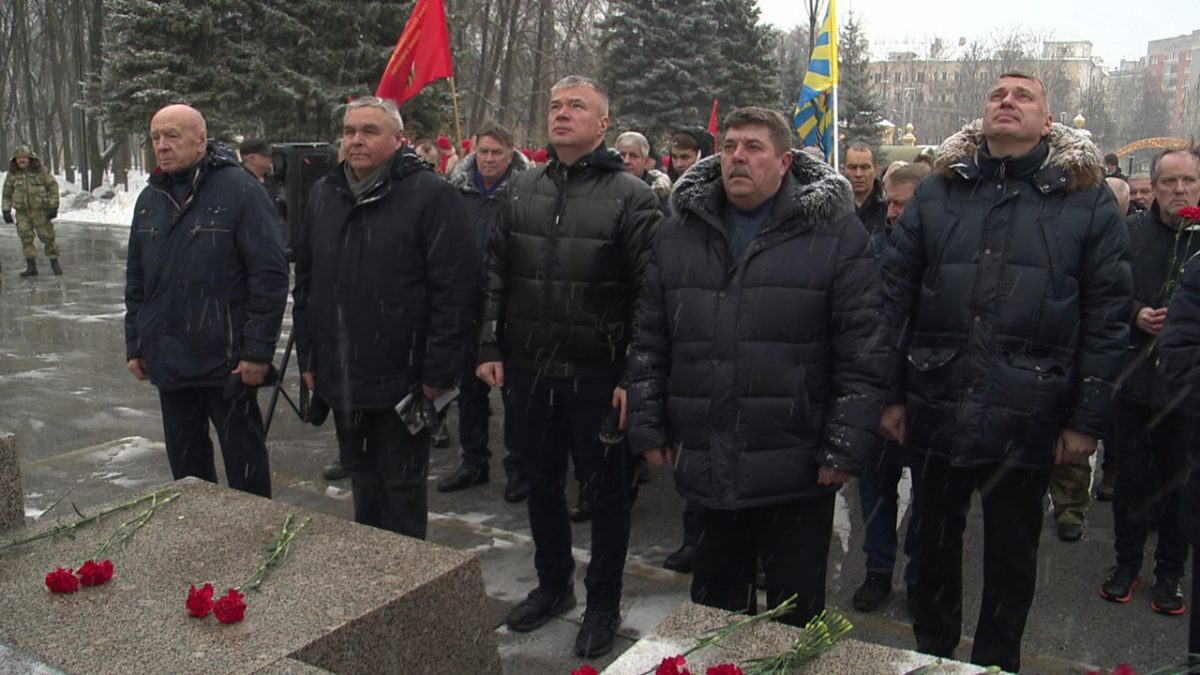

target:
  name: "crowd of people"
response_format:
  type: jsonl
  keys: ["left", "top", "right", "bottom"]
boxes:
{"left": 2, "top": 67, "right": 1188, "bottom": 671}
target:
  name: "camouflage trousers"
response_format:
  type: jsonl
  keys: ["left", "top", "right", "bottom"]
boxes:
{"left": 1050, "top": 457, "right": 1093, "bottom": 525}
{"left": 13, "top": 210, "right": 59, "bottom": 259}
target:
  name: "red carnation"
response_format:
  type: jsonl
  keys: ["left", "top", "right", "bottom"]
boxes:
{"left": 186, "top": 583, "right": 215, "bottom": 618}
{"left": 45, "top": 567, "right": 80, "bottom": 594}
{"left": 571, "top": 667, "right": 598, "bottom": 675}
{"left": 656, "top": 654, "right": 691, "bottom": 675}
{"left": 1180, "top": 206, "right": 1200, "bottom": 222}
{"left": 213, "top": 588, "right": 247, "bottom": 624}
{"left": 706, "top": 665, "right": 744, "bottom": 675}
{"left": 1111, "top": 666, "right": 1137, "bottom": 675}
{"left": 77, "top": 559, "right": 114, "bottom": 587}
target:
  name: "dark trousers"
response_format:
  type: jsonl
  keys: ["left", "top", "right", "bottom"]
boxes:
{"left": 692, "top": 495, "right": 835, "bottom": 628}
{"left": 159, "top": 385, "right": 271, "bottom": 498}
{"left": 504, "top": 365, "right": 631, "bottom": 613}
{"left": 912, "top": 454, "right": 1050, "bottom": 673}
{"left": 1191, "top": 552, "right": 1200, "bottom": 663}
{"left": 1112, "top": 403, "right": 1192, "bottom": 580}
{"left": 858, "top": 444, "right": 921, "bottom": 585}
{"left": 333, "top": 409, "right": 431, "bottom": 539}
{"left": 681, "top": 499, "right": 703, "bottom": 547}
{"left": 458, "top": 360, "right": 522, "bottom": 478}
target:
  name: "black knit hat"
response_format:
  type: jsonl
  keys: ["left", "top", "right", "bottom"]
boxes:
{"left": 241, "top": 138, "right": 270, "bottom": 156}
{"left": 672, "top": 127, "right": 715, "bottom": 158}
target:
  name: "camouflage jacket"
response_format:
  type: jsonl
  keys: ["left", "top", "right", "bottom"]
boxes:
{"left": 3, "top": 148, "right": 59, "bottom": 213}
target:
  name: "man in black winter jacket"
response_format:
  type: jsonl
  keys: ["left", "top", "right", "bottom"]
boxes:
{"left": 843, "top": 139, "right": 886, "bottom": 236}
{"left": 627, "top": 106, "right": 886, "bottom": 628}
{"left": 125, "top": 104, "right": 288, "bottom": 498}
{"left": 1099, "top": 146, "right": 1200, "bottom": 616}
{"left": 438, "top": 122, "right": 530, "bottom": 502}
{"left": 881, "top": 73, "right": 1132, "bottom": 672}
{"left": 476, "top": 75, "right": 661, "bottom": 659}
{"left": 293, "top": 96, "right": 476, "bottom": 539}
{"left": 1153, "top": 188, "right": 1200, "bottom": 657}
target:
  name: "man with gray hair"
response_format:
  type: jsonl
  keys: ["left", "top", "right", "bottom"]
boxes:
{"left": 616, "top": 130, "right": 672, "bottom": 214}
{"left": 1130, "top": 172, "right": 1154, "bottom": 212}
{"left": 476, "top": 75, "right": 661, "bottom": 657}
{"left": 293, "top": 96, "right": 477, "bottom": 539}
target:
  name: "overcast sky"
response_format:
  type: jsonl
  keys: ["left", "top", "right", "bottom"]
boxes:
{"left": 757, "top": 0, "right": 1200, "bottom": 67}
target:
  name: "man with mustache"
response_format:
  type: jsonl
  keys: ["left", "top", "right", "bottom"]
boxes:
{"left": 627, "top": 106, "right": 886, "bottom": 629}
{"left": 881, "top": 73, "right": 1131, "bottom": 671}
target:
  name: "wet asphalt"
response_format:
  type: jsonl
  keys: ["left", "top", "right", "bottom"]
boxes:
{"left": 0, "top": 219, "right": 1188, "bottom": 674}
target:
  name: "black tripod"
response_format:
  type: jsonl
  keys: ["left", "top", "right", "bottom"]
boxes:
{"left": 264, "top": 332, "right": 307, "bottom": 437}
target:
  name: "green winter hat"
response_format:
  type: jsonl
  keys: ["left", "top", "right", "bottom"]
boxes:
{"left": 11, "top": 145, "right": 38, "bottom": 161}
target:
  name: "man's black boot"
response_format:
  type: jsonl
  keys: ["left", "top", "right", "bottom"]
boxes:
{"left": 437, "top": 462, "right": 489, "bottom": 492}
{"left": 19, "top": 259, "right": 37, "bottom": 277}
{"left": 852, "top": 571, "right": 893, "bottom": 612}
{"left": 50, "top": 258, "right": 63, "bottom": 275}
{"left": 663, "top": 544, "right": 695, "bottom": 573}
{"left": 503, "top": 473, "right": 529, "bottom": 503}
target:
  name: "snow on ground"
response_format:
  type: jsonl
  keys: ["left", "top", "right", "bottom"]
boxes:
{"left": 58, "top": 171, "right": 146, "bottom": 225}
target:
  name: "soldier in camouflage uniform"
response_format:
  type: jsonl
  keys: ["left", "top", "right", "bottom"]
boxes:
{"left": 3, "top": 145, "right": 62, "bottom": 276}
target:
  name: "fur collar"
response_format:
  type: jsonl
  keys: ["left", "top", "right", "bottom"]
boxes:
{"left": 671, "top": 150, "right": 855, "bottom": 226}
{"left": 935, "top": 119, "right": 1104, "bottom": 192}
{"left": 447, "top": 148, "right": 532, "bottom": 193}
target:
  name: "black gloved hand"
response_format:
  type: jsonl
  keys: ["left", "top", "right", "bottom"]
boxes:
{"left": 2, "top": 211, "right": 11, "bottom": 224}
{"left": 47, "top": 209, "right": 58, "bottom": 219}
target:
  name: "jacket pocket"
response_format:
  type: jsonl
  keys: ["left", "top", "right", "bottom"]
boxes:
{"left": 1001, "top": 352, "right": 1072, "bottom": 412}
{"left": 908, "top": 346, "right": 961, "bottom": 372}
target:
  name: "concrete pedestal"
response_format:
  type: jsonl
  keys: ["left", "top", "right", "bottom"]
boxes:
{"left": 0, "top": 478, "right": 500, "bottom": 674}
{"left": 0, "top": 433, "right": 23, "bottom": 533}
{"left": 602, "top": 602, "right": 1004, "bottom": 674}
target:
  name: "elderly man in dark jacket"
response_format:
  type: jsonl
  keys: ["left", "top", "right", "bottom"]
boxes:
{"left": 293, "top": 96, "right": 476, "bottom": 539}
{"left": 125, "top": 104, "right": 288, "bottom": 498}
{"left": 439, "top": 121, "right": 530, "bottom": 502}
{"left": 1099, "top": 146, "right": 1200, "bottom": 615}
{"left": 476, "top": 75, "right": 660, "bottom": 658}
{"left": 882, "top": 73, "right": 1132, "bottom": 672}
{"left": 628, "top": 106, "right": 886, "bottom": 628}
{"left": 1155, "top": 212, "right": 1200, "bottom": 658}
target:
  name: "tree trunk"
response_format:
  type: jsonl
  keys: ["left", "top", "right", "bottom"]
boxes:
{"left": 496, "top": 0, "right": 524, "bottom": 128}
{"left": 524, "top": 0, "right": 552, "bottom": 146}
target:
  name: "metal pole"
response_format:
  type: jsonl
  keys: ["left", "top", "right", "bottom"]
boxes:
{"left": 830, "top": 0, "right": 840, "bottom": 169}
{"left": 449, "top": 76, "right": 465, "bottom": 150}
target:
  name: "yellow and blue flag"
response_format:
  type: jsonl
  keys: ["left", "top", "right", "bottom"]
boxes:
{"left": 792, "top": 0, "right": 838, "bottom": 160}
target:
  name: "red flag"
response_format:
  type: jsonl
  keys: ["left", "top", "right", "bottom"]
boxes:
{"left": 376, "top": 0, "right": 454, "bottom": 107}
{"left": 707, "top": 99, "right": 720, "bottom": 140}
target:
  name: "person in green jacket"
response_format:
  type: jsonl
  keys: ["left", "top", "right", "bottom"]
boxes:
{"left": 3, "top": 145, "right": 62, "bottom": 276}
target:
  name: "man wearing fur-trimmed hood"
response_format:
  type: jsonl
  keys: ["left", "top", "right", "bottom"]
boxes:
{"left": 626, "top": 106, "right": 887, "bottom": 628}
{"left": 880, "top": 73, "right": 1132, "bottom": 671}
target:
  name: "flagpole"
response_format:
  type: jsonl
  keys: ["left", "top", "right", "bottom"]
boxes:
{"left": 449, "top": 76, "right": 465, "bottom": 150}
{"left": 829, "top": 0, "right": 839, "bottom": 169}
